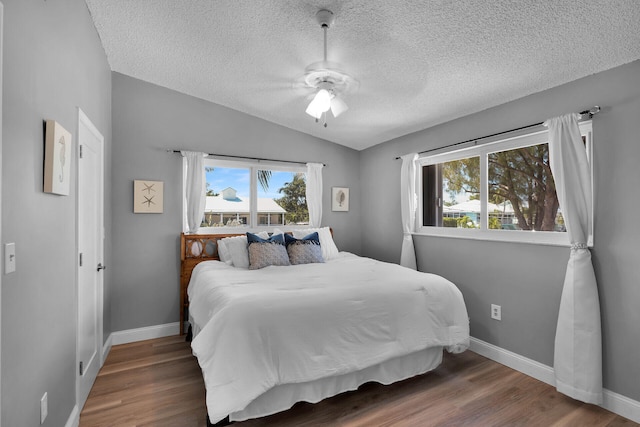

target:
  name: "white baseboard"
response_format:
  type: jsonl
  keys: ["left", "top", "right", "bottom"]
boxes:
{"left": 64, "top": 404, "right": 79, "bottom": 427}
{"left": 469, "top": 337, "right": 556, "bottom": 386}
{"left": 602, "top": 389, "right": 640, "bottom": 425}
{"left": 110, "top": 322, "right": 181, "bottom": 346}
{"left": 469, "top": 337, "right": 640, "bottom": 424}
{"left": 101, "top": 333, "right": 113, "bottom": 366}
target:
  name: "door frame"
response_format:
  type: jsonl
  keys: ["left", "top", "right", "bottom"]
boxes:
{"left": 76, "top": 107, "right": 105, "bottom": 410}
{"left": 0, "top": 3, "right": 4, "bottom": 426}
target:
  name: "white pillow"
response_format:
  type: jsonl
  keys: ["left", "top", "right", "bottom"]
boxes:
{"left": 292, "top": 227, "right": 339, "bottom": 260}
{"left": 217, "top": 240, "right": 232, "bottom": 265}
{"left": 220, "top": 231, "right": 269, "bottom": 268}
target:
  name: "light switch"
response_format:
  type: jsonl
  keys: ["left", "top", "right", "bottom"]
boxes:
{"left": 5, "top": 243, "right": 16, "bottom": 274}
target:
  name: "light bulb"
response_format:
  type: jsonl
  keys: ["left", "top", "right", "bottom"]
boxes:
{"left": 330, "top": 96, "right": 348, "bottom": 117}
{"left": 305, "top": 99, "right": 323, "bottom": 119}
{"left": 305, "top": 89, "right": 332, "bottom": 119}
{"left": 314, "top": 89, "right": 331, "bottom": 112}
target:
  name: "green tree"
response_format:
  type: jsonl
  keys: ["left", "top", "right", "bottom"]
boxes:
{"left": 443, "top": 158, "right": 480, "bottom": 202}
{"left": 258, "top": 170, "right": 272, "bottom": 193}
{"left": 488, "top": 215, "right": 502, "bottom": 230}
{"left": 488, "top": 144, "right": 558, "bottom": 231}
{"left": 442, "top": 144, "right": 559, "bottom": 231}
{"left": 275, "top": 174, "right": 308, "bottom": 224}
{"left": 456, "top": 215, "right": 477, "bottom": 228}
{"left": 443, "top": 217, "right": 458, "bottom": 227}
{"left": 205, "top": 167, "right": 219, "bottom": 196}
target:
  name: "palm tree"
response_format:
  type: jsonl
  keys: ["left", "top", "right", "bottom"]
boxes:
{"left": 206, "top": 167, "right": 272, "bottom": 193}
{"left": 257, "top": 170, "right": 272, "bottom": 192}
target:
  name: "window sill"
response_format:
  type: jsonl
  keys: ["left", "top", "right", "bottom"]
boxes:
{"left": 187, "top": 226, "right": 304, "bottom": 235}
{"left": 413, "top": 227, "right": 585, "bottom": 248}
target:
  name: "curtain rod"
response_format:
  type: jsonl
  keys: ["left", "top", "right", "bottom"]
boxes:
{"left": 394, "top": 106, "right": 601, "bottom": 160}
{"left": 167, "top": 150, "right": 326, "bottom": 167}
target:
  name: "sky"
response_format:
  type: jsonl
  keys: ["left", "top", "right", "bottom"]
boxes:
{"left": 206, "top": 167, "right": 298, "bottom": 199}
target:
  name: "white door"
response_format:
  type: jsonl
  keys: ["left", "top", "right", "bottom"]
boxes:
{"left": 77, "top": 109, "right": 104, "bottom": 409}
{"left": 0, "top": 4, "right": 4, "bottom": 426}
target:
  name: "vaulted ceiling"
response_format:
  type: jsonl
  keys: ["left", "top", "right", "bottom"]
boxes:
{"left": 85, "top": 0, "right": 640, "bottom": 150}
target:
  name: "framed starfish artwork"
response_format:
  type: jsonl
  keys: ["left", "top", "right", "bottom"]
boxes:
{"left": 133, "top": 180, "right": 164, "bottom": 213}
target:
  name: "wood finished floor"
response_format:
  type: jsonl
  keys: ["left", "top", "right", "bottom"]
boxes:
{"left": 80, "top": 335, "right": 637, "bottom": 427}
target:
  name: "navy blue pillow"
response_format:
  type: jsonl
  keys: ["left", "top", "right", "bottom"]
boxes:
{"left": 284, "top": 232, "right": 324, "bottom": 265}
{"left": 246, "top": 232, "right": 289, "bottom": 269}
{"left": 247, "top": 232, "right": 285, "bottom": 245}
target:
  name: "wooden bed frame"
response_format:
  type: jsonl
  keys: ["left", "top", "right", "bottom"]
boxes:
{"left": 180, "top": 232, "right": 243, "bottom": 335}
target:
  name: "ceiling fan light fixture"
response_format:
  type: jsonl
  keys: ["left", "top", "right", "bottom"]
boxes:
{"left": 305, "top": 101, "right": 323, "bottom": 119}
{"left": 330, "top": 95, "right": 348, "bottom": 118}
{"left": 305, "top": 89, "right": 331, "bottom": 118}
{"left": 314, "top": 89, "right": 332, "bottom": 111}
{"left": 298, "top": 9, "right": 357, "bottom": 127}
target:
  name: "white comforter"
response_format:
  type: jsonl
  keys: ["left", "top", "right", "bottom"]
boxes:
{"left": 188, "top": 252, "right": 469, "bottom": 423}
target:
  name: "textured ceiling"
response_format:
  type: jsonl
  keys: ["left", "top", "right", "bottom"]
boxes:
{"left": 85, "top": 0, "right": 640, "bottom": 150}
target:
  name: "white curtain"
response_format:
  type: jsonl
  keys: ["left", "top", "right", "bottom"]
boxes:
{"left": 306, "top": 163, "right": 324, "bottom": 227}
{"left": 544, "top": 114, "right": 602, "bottom": 404}
{"left": 400, "top": 153, "right": 418, "bottom": 270}
{"left": 182, "top": 151, "right": 207, "bottom": 233}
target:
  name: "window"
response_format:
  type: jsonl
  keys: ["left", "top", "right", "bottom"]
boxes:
{"left": 418, "top": 121, "right": 593, "bottom": 245}
{"left": 186, "top": 159, "right": 309, "bottom": 232}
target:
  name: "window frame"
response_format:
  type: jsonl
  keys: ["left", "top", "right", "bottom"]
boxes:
{"left": 182, "top": 158, "right": 307, "bottom": 234}
{"left": 416, "top": 120, "right": 593, "bottom": 247}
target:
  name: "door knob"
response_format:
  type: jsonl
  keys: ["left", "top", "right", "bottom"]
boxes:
{"left": 97, "top": 263, "right": 106, "bottom": 272}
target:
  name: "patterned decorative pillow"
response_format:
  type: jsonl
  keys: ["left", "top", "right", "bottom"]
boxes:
{"left": 292, "top": 227, "right": 339, "bottom": 260}
{"left": 247, "top": 232, "right": 290, "bottom": 270}
{"left": 285, "top": 232, "right": 324, "bottom": 265}
{"left": 220, "top": 231, "right": 269, "bottom": 268}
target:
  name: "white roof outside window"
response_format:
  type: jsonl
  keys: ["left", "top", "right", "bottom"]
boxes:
{"left": 205, "top": 188, "right": 285, "bottom": 214}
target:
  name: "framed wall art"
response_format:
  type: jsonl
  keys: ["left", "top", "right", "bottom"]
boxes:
{"left": 133, "top": 180, "right": 164, "bottom": 213}
{"left": 332, "top": 187, "right": 349, "bottom": 212}
{"left": 44, "top": 120, "right": 72, "bottom": 195}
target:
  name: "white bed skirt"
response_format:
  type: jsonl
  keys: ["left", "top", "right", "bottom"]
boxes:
{"left": 229, "top": 346, "right": 444, "bottom": 422}
{"left": 189, "top": 316, "right": 444, "bottom": 421}
{"left": 190, "top": 313, "right": 446, "bottom": 422}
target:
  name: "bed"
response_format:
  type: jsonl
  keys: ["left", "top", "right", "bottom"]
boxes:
{"left": 180, "top": 229, "right": 470, "bottom": 425}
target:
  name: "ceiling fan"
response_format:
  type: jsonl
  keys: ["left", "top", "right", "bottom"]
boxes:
{"left": 301, "top": 9, "right": 357, "bottom": 127}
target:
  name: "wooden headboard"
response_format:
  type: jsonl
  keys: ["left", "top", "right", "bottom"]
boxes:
{"left": 179, "top": 232, "right": 243, "bottom": 334}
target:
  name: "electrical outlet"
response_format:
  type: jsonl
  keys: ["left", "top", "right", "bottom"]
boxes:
{"left": 491, "top": 304, "right": 502, "bottom": 321}
{"left": 40, "top": 392, "right": 48, "bottom": 424}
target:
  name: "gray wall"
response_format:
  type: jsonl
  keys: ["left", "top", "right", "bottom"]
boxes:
{"left": 360, "top": 60, "right": 640, "bottom": 402}
{"left": 2, "top": 2, "right": 638, "bottom": 424}
{"left": 110, "top": 72, "right": 362, "bottom": 331}
{"left": 1, "top": 0, "right": 112, "bottom": 426}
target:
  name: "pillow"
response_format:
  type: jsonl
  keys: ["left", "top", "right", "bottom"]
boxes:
{"left": 285, "top": 232, "right": 324, "bottom": 265}
{"left": 216, "top": 239, "right": 232, "bottom": 265}
{"left": 247, "top": 232, "right": 290, "bottom": 270}
{"left": 220, "top": 231, "right": 269, "bottom": 268}
{"left": 292, "top": 227, "right": 339, "bottom": 260}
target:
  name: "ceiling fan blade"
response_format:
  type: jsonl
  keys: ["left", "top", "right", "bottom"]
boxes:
{"left": 330, "top": 96, "right": 348, "bottom": 117}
